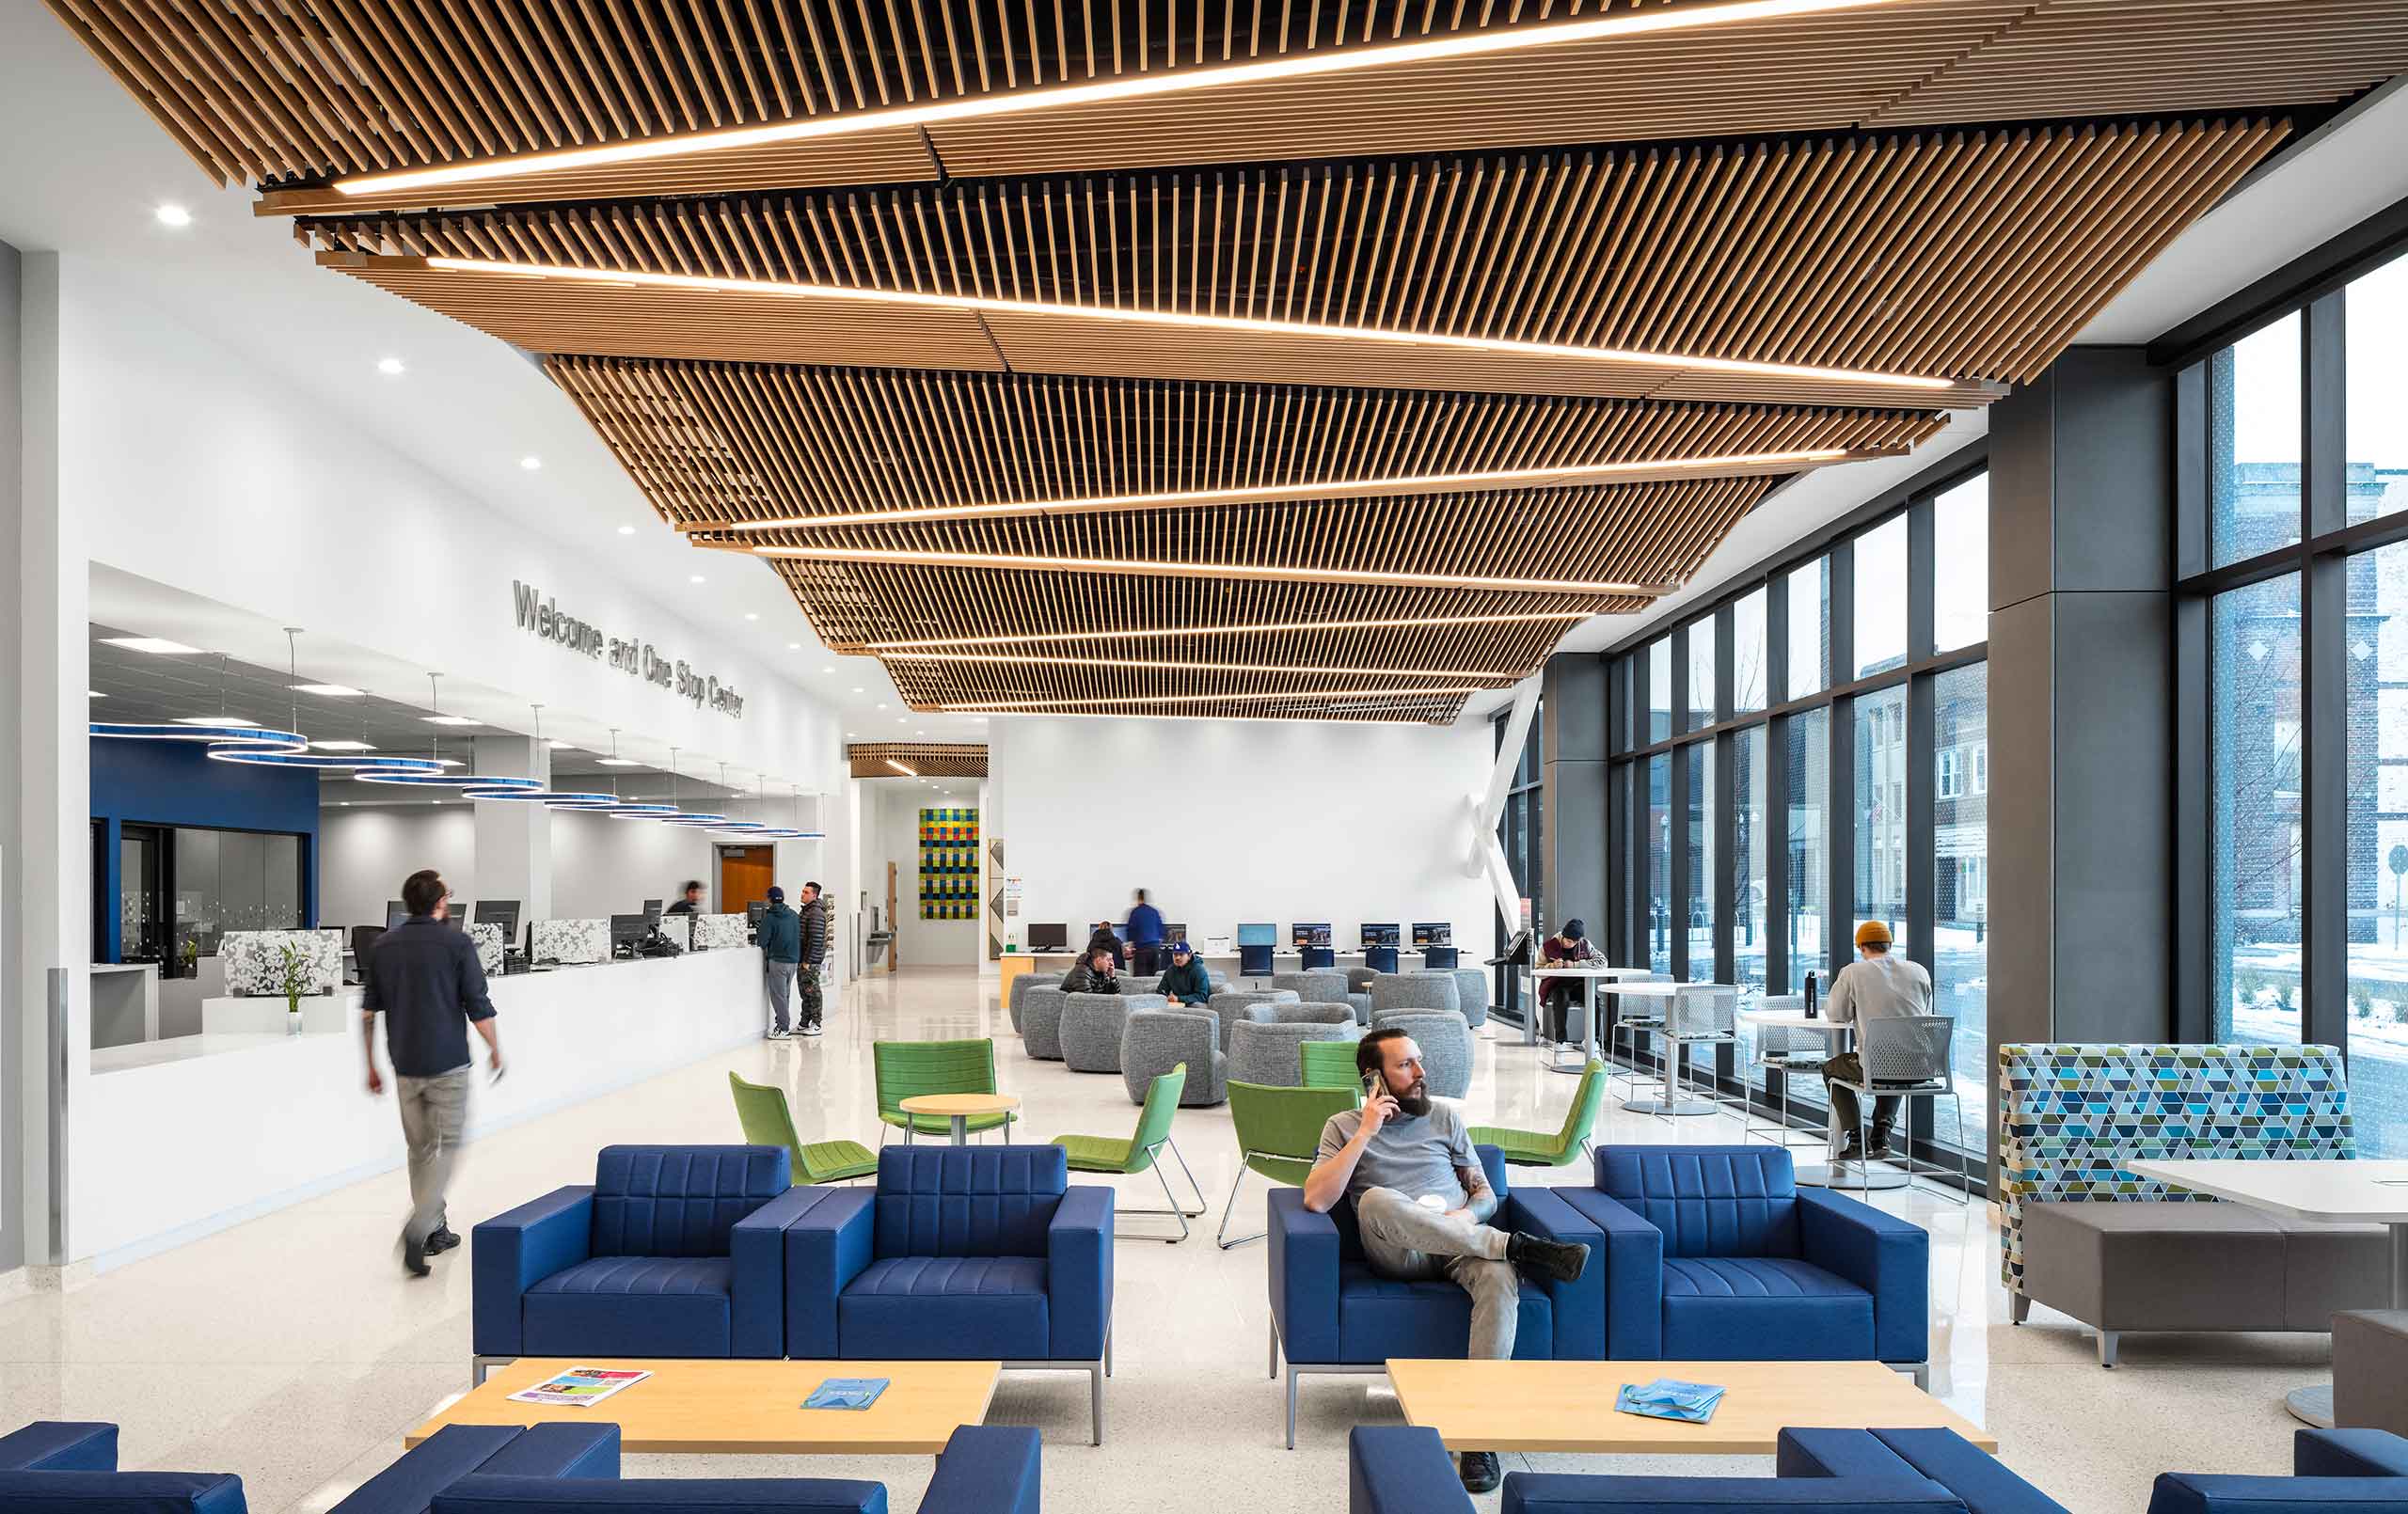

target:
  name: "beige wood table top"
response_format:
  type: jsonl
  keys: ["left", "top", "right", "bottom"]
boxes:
{"left": 1386, "top": 1358, "right": 1997, "bottom": 1455}
{"left": 898, "top": 1094, "right": 1021, "bottom": 1116}
{"left": 407, "top": 1359, "right": 1001, "bottom": 1454}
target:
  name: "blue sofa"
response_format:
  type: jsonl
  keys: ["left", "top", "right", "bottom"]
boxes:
{"left": 2148, "top": 1429, "right": 2408, "bottom": 1514}
{"left": 1349, "top": 1423, "right": 2070, "bottom": 1514}
{"left": 1560, "top": 1145, "right": 1929, "bottom": 1380}
{"left": 784, "top": 1145, "right": 1115, "bottom": 1444}
{"left": 0, "top": 1419, "right": 618, "bottom": 1514}
{"left": 1269, "top": 1146, "right": 1603, "bottom": 1448}
{"left": 0, "top": 1420, "right": 1041, "bottom": 1514}
{"left": 473, "top": 1145, "right": 822, "bottom": 1375}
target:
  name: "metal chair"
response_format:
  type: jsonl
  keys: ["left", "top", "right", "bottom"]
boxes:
{"left": 1606, "top": 970, "right": 1672, "bottom": 1101}
{"left": 1051, "top": 1065, "right": 1210, "bottom": 1242}
{"left": 1743, "top": 994, "right": 1831, "bottom": 1150}
{"left": 1829, "top": 1014, "right": 1967, "bottom": 1204}
{"left": 1654, "top": 986, "right": 1738, "bottom": 1123}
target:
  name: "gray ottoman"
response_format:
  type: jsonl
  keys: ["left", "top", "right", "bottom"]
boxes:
{"left": 1121, "top": 1005, "right": 1228, "bottom": 1106}
{"left": 1209, "top": 989, "right": 1299, "bottom": 1052}
{"left": 1008, "top": 970, "right": 1064, "bottom": 1034}
{"left": 1369, "top": 1007, "right": 1474, "bottom": 1097}
{"left": 1274, "top": 970, "right": 1351, "bottom": 1005}
{"left": 1021, "top": 985, "right": 1071, "bottom": 1061}
{"left": 1370, "top": 973, "right": 1461, "bottom": 1017}
{"left": 1229, "top": 1017, "right": 1357, "bottom": 1087}
{"left": 1062, "top": 992, "right": 1164, "bottom": 1072}
{"left": 2336, "top": 1310, "right": 2408, "bottom": 1437}
{"left": 1267, "top": 1000, "right": 1356, "bottom": 1027}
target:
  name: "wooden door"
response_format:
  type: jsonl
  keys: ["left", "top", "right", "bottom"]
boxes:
{"left": 719, "top": 846, "right": 776, "bottom": 912}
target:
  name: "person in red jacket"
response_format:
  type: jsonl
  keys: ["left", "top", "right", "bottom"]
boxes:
{"left": 1537, "top": 919, "right": 1605, "bottom": 1046}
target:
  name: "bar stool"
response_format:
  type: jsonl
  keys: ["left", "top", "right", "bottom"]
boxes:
{"left": 1829, "top": 1013, "right": 1967, "bottom": 1205}
{"left": 1743, "top": 994, "right": 1830, "bottom": 1150}
{"left": 1655, "top": 985, "right": 1737, "bottom": 1124}
{"left": 1607, "top": 971, "right": 1671, "bottom": 1102}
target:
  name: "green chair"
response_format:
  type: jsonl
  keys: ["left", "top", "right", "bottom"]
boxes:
{"left": 1466, "top": 1058, "right": 1607, "bottom": 1167}
{"left": 1049, "top": 1064, "right": 1209, "bottom": 1242}
{"left": 728, "top": 1071, "right": 879, "bottom": 1184}
{"left": 1218, "top": 1080, "right": 1358, "bottom": 1250}
{"left": 873, "top": 1037, "right": 1016, "bottom": 1142}
{"left": 1299, "top": 1038, "right": 1365, "bottom": 1099}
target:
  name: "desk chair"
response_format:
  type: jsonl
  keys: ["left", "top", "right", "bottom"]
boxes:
{"left": 1421, "top": 946, "right": 1460, "bottom": 970}
{"left": 1364, "top": 945, "right": 1400, "bottom": 975}
{"left": 1219, "top": 1081, "right": 1358, "bottom": 1250}
{"left": 1302, "top": 945, "right": 1336, "bottom": 970}
{"left": 1240, "top": 942, "right": 1276, "bottom": 977}
{"left": 1606, "top": 972, "right": 1672, "bottom": 1102}
{"left": 1743, "top": 994, "right": 1831, "bottom": 1152}
{"left": 1829, "top": 1014, "right": 1966, "bottom": 1203}
{"left": 728, "top": 1072, "right": 879, "bottom": 1184}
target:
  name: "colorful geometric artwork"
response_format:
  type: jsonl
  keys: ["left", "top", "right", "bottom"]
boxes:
{"left": 920, "top": 807, "right": 980, "bottom": 920}
{"left": 1995, "top": 1042, "right": 2356, "bottom": 1291}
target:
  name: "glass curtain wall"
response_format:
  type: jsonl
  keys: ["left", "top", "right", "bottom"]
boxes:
{"left": 2184, "top": 244, "right": 2408, "bottom": 1154}
{"left": 1608, "top": 464, "right": 1991, "bottom": 1171}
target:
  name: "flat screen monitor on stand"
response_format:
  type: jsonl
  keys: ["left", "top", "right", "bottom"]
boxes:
{"left": 1235, "top": 923, "right": 1277, "bottom": 948}
{"left": 474, "top": 899, "right": 522, "bottom": 942}
{"left": 1027, "top": 922, "right": 1069, "bottom": 953}
{"left": 1291, "top": 923, "right": 1331, "bottom": 948}
{"left": 610, "top": 914, "right": 650, "bottom": 958}
{"left": 386, "top": 901, "right": 411, "bottom": 932}
{"left": 1361, "top": 923, "right": 1400, "bottom": 948}
{"left": 1412, "top": 922, "right": 1453, "bottom": 947}
{"left": 642, "top": 899, "right": 663, "bottom": 923}
{"left": 1163, "top": 923, "right": 1187, "bottom": 944}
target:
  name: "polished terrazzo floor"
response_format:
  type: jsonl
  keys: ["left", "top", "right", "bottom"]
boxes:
{"left": 0, "top": 968, "right": 2328, "bottom": 1514}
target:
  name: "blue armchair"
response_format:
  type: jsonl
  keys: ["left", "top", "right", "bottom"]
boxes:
{"left": 1350, "top": 1424, "right": 2065, "bottom": 1514}
{"left": 0, "top": 1420, "right": 618, "bottom": 1514}
{"left": 473, "top": 1145, "right": 822, "bottom": 1375}
{"left": 1561, "top": 1145, "right": 1928, "bottom": 1379}
{"left": 2148, "top": 1429, "right": 2408, "bottom": 1514}
{"left": 784, "top": 1146, "right": 1115, "bottom": 1444}
{"left": 1268, "top": 1145, "right": 1603, "bottom": 1448}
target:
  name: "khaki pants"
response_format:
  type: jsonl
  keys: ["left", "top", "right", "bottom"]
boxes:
{"left": 1354, "top": 1188, "right": 1520, "bottom": 1359}
{"left": 1822, "top": 1050, "right": 1901, "bottom": 1151}
{"left": 397, "top": 1065, "right": 472, "bottom": 1246}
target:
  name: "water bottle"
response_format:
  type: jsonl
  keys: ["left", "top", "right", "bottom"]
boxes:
{"left": 1803, "top": 970, "right": 1819, "bottom": 1018}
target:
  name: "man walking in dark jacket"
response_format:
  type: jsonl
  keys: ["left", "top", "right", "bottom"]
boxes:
{"left": 758, "top": 886, "right": 802, "bottom": 1040}
{"left": 797, "top": 881, "right": 830, "bottom": 1036}
{"left": 363, "top": 869, "right": 501, "bottom": 1278}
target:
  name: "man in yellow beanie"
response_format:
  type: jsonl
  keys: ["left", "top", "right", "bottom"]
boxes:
{"left": 1820, "top": 920, "right": 1932, "bottom": 1161}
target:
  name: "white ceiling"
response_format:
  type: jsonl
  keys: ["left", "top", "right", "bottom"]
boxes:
{"left": 0, "top": 6, "right": 985, "bottom": 745}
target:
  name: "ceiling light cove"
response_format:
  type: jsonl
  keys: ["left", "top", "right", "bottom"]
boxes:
{"left": 859, "top": 610, "right": 1591, "bottom": 653}
{"left": 416, "top": 257, "right": 1951, "bottom": 393}
{"left": 329, "top": 0, "right": 1908, "bottom": 202}
{"left": 885, "top": 759, "right": 919, "bottom": 777}
{"left": 751, "top": 544, "right": 1668, "bottom": 597}
{"left": 936, "top": 686, "right": 1484, "bottom": 711}
{"left": 726, "top": 449, "right": 1857, "bottom": 530}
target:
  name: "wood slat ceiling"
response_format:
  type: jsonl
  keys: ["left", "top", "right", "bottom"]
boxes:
{"left": 304, "top": 119, "right": 2282, "bottom": 388}
{"left": 49, "top": 0, "right": 2393, "bottom": 211}
{"left": 546, "top": 360, "right": 1940, "bottom": 528}
{"left": 848, "top": 743, "right": 990, "bottom": 778}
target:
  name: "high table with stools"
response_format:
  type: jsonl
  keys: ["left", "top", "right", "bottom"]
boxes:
{"left": 899, "top": 1093, "right": 1022, "bottom": 1145}
{"left": 2129, "top": 1157, "right": 2408, "bottom": 1427}
{"left": 1595, "top": 981, "right": 1736, "bottom": 1113}
{"left": 1386, "top": 1357, "right": 1994, "bottom": 1456}
{"left": 1526, "top": 963, "right": 1652, "bottom": 1067}
{"left": 1735, "top": 1001, "right": 1909, "bottom": 1190}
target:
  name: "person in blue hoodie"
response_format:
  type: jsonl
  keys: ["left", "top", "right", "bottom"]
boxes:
{"left": 1155, "top": 938, "right": 1212, "bottom": 1006}
{"left": 1125, "top": 888, "right": 1166, "bottom": 975}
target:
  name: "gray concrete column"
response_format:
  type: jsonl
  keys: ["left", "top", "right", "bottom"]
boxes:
{"left": 1988, "top": 346, "right": 2177, "bottom": 1176}
{"left": 1542, "top": 653, "right": 1607, "bottom": 938}
{"left": 472, "top": 734, "right": 551, "bottom": 921}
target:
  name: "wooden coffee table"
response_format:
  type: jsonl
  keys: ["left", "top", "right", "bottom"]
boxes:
{"left": 1386, "top": 1359, "right": 1995, "bottom": 1455}
{"left": 409, "top": 1359, "right": 1000, "bottom": 1454}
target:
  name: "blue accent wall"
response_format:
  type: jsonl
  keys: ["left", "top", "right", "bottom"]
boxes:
{"left": 90, "top": 739, "right": 320, "bottom": 961}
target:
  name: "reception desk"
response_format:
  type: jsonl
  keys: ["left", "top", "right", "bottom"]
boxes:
{"left": 75, "top": 946, "right": 765, "bottom": 1269}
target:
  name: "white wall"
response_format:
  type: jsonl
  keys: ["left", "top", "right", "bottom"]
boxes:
{"left": 987, "top": 718, "right": 1496, "bottom": 955}
{"left": 319, "top": 806, "right": 477, "bottom": 928}
{"left": 549, "top": 809, "right": 718, "bottom": 919}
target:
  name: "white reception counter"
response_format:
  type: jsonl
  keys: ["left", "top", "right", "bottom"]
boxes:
{"left": 76, "top": 947, "right": 765, "bottom": 1270}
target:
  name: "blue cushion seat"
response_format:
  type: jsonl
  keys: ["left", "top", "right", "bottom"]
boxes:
{"left": 1334, "top": 1263, "right": 1555, "bottom": 1363}
{"left": 1659, "top": 1256, "right": 1874, "bottom": 1359}
{"left": 0, "top": 1470, "right": 249, "bottom": 1514}
{"left": 840, "top": 1255, "right": 1051, "bottom": 1358}
{"left": 523, "top": 1256, "right": 737, "bottom": 1358}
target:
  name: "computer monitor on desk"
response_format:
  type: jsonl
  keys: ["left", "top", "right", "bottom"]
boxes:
{"left": 1163, "top": 922, "right": 1187, "bottom": 944}
{"left": 610, "top": 914, "right": 649, "bottom": 957}
{"left": 475, "top": 899, "right": 521, "bottom": 942}
{"left": 642, "top": 899, "right": 663, "bottom": 923}
{"left": 386, "top": 901, "right": 410, "bottom": 932}
{"left": 1028, "top": 922, "right": 1069, "bottom": 953}
{"left": 1291, "top": 922, "right": 1331, "bottom": 948}
{"left": 1236, "top": 923, "right": 1276, "bottom": 948}
{"left": 1412, "top": 922, "right": 1452, "bottom": 947}
{"left": 1362, "top": 923, "right": 1400, "bottom": 948}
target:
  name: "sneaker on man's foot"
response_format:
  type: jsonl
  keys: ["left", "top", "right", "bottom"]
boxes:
{"left": 765, "top": 1028, "right": 789, "bottom": 1040}
{"left": 1865, "top": 1134, "right": 1895, "bottom": 1159}
{"left": 1506, "top": 1232, "right": 1591, "bottom": 1284}
{"left": 1459, "top": 1452, "right": 1501, "bottom": 1493}
{"left": 802, "top": 1023, "right": 823, "bottom": 1037}
{"left": 399, "top": 1236, "right": 431, "bottom": 1279}
{"left": 425, "top": 1226, "right": 461, "bottom": 1256}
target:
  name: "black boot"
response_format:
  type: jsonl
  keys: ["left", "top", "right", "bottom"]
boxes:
{"left": 426, "top": 1225, "right": 462, "bottom": 1255}
{"left": 400, "top": 1235, "right": 431, "bottom": 1278}
{"left": 1506, "top": 1231, "right": 1590, "bottom": 1284}
{"left": 1459, "top": 1452, "right": 1501, "bottom": 1493}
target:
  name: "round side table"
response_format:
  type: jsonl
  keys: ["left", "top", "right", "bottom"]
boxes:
{"left": 898, "top": 1092, "right": 1022, "bottom": 1145}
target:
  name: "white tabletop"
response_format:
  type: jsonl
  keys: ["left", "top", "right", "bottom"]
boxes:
{"left": 2125, "top": 1159, "right": 2408, "bottom": 1224}
{"left": 1537, "top": 965, "right": 1652, "bottom": 980}
{"left": 1597, "top": 979, "right": 1733, "bottom": 995}
{"left": 1740, "top": 1008, "right": 1853, "bottom": 1032}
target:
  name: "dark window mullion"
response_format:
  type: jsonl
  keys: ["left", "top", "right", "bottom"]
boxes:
{"left": 1827, "top": 542, "right": 1858, "bottom": 976}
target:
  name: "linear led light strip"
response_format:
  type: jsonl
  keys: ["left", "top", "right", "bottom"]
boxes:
{"left": 417, "top": 256, "right": 1950, "bottom": 394}
{"left": 936, "top": 685, "right": 1482, "bottom": 710}
{"left": 886, "top": 650, "right": 1520, "bottom": 679}
{"left": 886, "top": 758, "right": 920, "bottom": 777}
{"left": 752, "top": 543, "right": 1668, "bottom": 596}
{"left": 860, "top": 608, "right": 1591, "bottom": 652}
{"left": 720, "top": 449, "right": 1856, "bottom": 529}
{"left": 335, "top": 0, "right": 1912, "bottom": 201}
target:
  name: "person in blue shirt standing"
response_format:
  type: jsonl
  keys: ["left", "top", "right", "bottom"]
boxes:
{"left": 1125, "top": 888, "right": 1165, "bottom": 976}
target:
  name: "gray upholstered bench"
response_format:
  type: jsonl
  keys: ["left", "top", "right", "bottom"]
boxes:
{"left": 2336, "top": 1309, "right": 2408, "bottom": 1435}
{"left": 2018, "top": 1199, "right": 2391, "bottom": 1366}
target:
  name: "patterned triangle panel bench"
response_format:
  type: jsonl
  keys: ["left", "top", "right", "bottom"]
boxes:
{"left": 1998, "top": 1042, "right": 2384, "bottom": 1366}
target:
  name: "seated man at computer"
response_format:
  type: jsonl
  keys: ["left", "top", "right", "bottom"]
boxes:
{"left": 1304, "top": 1029, "right": 1589, "bottom": 1494}
{"left": 1061, "top": 943, "right": 1120, "bottom": 995}
{"left": 1155, "top": 938, "right": 1212, "bottom": 1006}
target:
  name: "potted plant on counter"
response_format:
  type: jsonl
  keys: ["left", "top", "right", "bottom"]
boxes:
{"left": 278, "top": 940, "right": 309, "bottom": 1034}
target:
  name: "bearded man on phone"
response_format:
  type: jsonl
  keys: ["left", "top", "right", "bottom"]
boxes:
{"left": 1303, "top": 1027, "right": 1589, "bottom": 1492}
